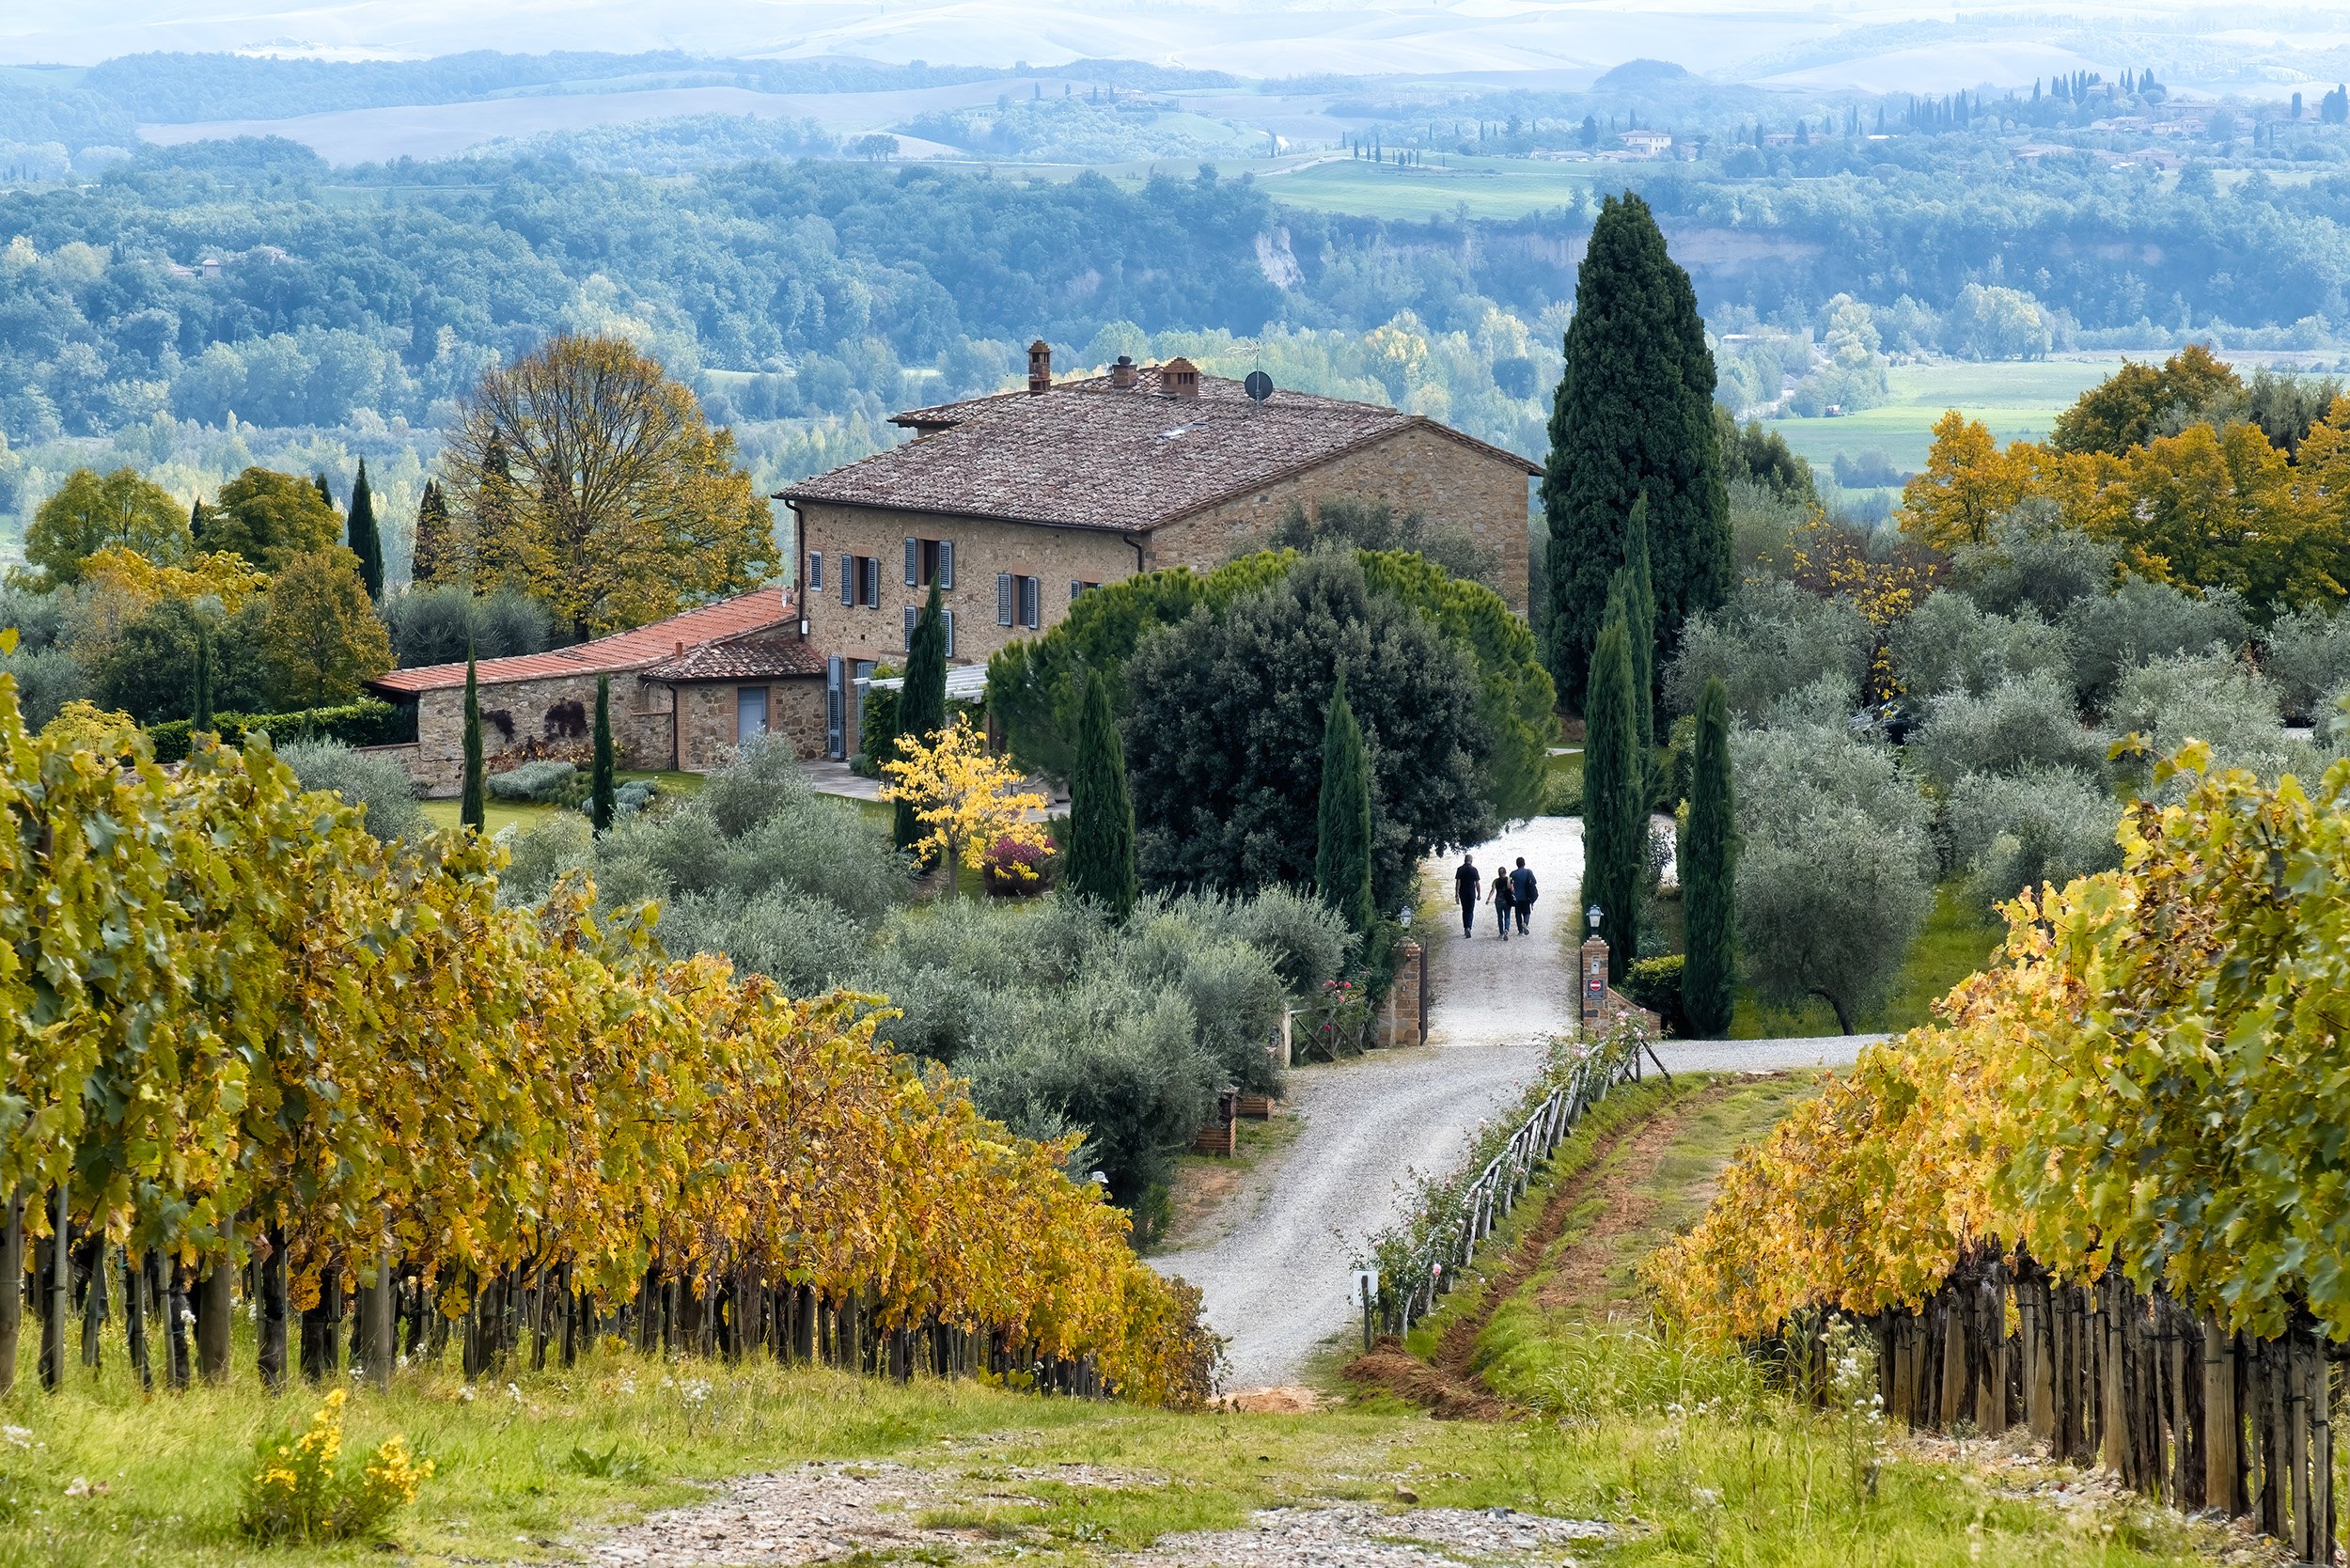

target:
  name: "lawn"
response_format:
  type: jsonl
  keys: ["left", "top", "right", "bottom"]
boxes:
{"left": 1262, "top": 153, "right": 1597, "bottom": 221}
{"left": 1731, "top": 880, "right": 2003, "bottom": 1040}
{"left": 1762, "top": 354, "right": 2130, "bottom": 476}
{"left": 415, "top": 770, "right": 702, "bottom": 836}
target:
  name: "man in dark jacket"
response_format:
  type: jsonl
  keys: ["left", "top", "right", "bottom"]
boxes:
{"left": 1510, "top": 857, "right": 1538, "bottom": 935}
{"left": 1454, "top": 853, "right": 1481, "bottom": 936}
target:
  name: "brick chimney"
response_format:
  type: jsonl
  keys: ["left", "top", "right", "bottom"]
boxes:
{"left": 1163, "top": 356, "right": 1200, "bottom": 399}
{"left": 1109, "top": 353, "right": 1138, "bottom": 389}
{"left": 1027, "top": 338, "right": 1052, "bottom": 393}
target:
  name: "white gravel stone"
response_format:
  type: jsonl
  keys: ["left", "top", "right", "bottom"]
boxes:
{"left": 1130, "top": 1502, "right": 1608, "bottom": 1568}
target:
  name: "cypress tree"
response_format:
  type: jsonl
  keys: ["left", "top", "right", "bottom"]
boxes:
{"left": 411, "top": 479, "right": 453, "bottom": 586}
{"left": 312, "top": 471, "right": 336, "bottom": 511}
{"left": 894, "top": 579, "right": 948, "bottom": 853}
{"left": 589, "top": 673, "right": 617, "bottom": 835}
{"left": 1542, "top": 191, "right": 1730, "bottom": 710}
{"left": 460, "top": 654, "right": 486, "bottom": 834}
{"left": 1583, "top": 609, "right": 1643, "bottom": 981}
{"left": 346, "top": 457, "right": 384, "bottom": 600}
{"left": 190, "top": 622, "right": 214, "bottom": 737}
{"left": 1621, "top": 493, "right": 1657, "bottom": 755}
{"left": 1680, "top": 674, "right": 1737, "bottom": 1036}
{"left": 1312, "top": 669, "right": 1375, "bottom": 935}
{"left": 1066, "top": 669, "right": 1138, "bottom": 920}
{"left": 189, "top": 496, "right": 211, "bottom": 549}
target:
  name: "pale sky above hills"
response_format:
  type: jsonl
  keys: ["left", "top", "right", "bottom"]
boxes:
{"left": 3, "top": 2, "right": 2339, "bottom": 94}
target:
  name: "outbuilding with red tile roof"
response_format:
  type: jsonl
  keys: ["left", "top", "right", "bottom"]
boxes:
{"left": 365, "top": 586, "right": 822, "bottom": 794}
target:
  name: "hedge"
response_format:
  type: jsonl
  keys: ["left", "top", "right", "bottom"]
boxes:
{"left": 149, "top": 699, "right": 416, "bottom": 764}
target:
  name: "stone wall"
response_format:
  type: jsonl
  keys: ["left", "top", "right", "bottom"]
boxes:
{"left": 1152, "top": 424, "right": 1534, "bottom": 614}
{"left": 405, "top": 672, "right": 677, "bottom": 796}
{"left": 795, "top": 502, "right": 1139, "bottom": 672}
{"left": 675, "top": 677, "right": 827, "bottom": 772}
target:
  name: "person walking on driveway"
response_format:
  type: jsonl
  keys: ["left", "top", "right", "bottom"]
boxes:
{"left": 1510, "top": 856, "right": 1538, "bottom": 936}
{"left": 1454, "top": 853, "right": 1481, "bottom": 936}
{"left": 1488, "top": 865, "right": 1515, "bottom": 942}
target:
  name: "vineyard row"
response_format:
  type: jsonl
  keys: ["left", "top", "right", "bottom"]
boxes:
{"left": 0, "top": 687, "right": 1218, "bottom": 1407}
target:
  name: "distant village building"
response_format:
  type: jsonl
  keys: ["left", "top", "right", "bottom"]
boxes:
{"left": 367, "top": 588, "right": 822, "bottom": 794}
{"left": 1619, "top": 130, "right": 1675, "bottom": 157}
{"left": 778, "top": 342, "right": 1539, "bottom": 758}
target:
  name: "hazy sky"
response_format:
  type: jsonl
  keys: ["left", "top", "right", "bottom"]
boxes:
{"left": 2, "top": 2, "right": 2335, "bottom": 93}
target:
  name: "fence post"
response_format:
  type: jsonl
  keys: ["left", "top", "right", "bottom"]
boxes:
{"left": 40, "top": 1185, "right": 67, "bottom": 1391}
{"left": 0, "top": 1192, "right": 19, "bottom": 1397}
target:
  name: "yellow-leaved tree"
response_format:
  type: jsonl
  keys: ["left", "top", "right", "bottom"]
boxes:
{"left": 438, "top": 334, "right": 780, "bottom": 637}
{"left": 1899, "top": 410, "right": 2043, "bottom": 551}
{"left": 1899, "top": 411, "right": 2037, "bottom": 550}
{"left": 81, "top": 542, "right": 271, "bottom": 611}
{"left": 879, "top": 715, "right": 1052, "bottom": 896}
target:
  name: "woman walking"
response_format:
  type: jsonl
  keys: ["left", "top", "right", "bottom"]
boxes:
{"left": 1488, "top": 864, "right": 1515, "bottom": 942}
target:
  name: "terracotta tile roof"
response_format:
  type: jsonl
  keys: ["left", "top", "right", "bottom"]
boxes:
{"left": 784, "top": 374, "right": 1537, "bottom": 534}
{"left": 368, "top": 588, "right": 795, "bottom": 695}
{"left": 641, "top": 626, "right": 827, "bottom": 682}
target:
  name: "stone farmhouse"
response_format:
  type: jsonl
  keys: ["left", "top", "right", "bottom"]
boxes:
{"left": 779, "top": 343, "right": 1539, "bottom": 758}
{"left": 368, "top": 345, "right": 1537, "bottom": 783}
{"left": 367, "top": 588, "right": 822, "bottom": 794}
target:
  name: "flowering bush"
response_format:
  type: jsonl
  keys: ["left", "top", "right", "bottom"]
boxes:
{"left": 239, "top": 1388, "right": 432, "bottom": 1544}
{"left": 981, "top": 834, "right": 1054, "bottom": 895}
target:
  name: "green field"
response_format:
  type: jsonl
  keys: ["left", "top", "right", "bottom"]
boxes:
{"left": 1763, "top": 354, "right": 2129, "bottom": 474}
{"left": 1261, "top": 153, "right": 1597, "bottom": 220}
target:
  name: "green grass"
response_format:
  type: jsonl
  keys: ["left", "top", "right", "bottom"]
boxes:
{"left": 2, "top": 1297, "right": 2222, "bottom": 1568}
{"left": 1731, "top": 880, "right": 2003, "bottom": 1041}
{"left": 1262, "top": 153, "right": 1599, "bottom": 220}
{"left": 1396, "top": 1075, "right": 1681, "bottom": 1363}
{"left": 415, "top": 771, "right": 703, "bottom": 836}
{"left": 1470, "top": 1075, "right": 1818, "bottom": 1399}
{"left": 1763, "top": 355, "right": 2130, "bottom": 475}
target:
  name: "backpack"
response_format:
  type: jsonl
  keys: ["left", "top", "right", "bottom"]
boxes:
{"left": 1513, "top": 867, "right": 1538, "bottom": 904}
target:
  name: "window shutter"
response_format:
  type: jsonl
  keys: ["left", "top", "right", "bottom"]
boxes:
{"left": 863, "top": 557, "right": 879, "bottom": 608}
{"left": 943, "top": 609, "right": 956, "bottom": 658}
{"left": 1020, "top": 574, "right": 1040, "bottom": 629}
{"left": 904, "top": 605, "right": 918, "bottom": 650}
{"left": 938, "top": 540, "right": 954, "bottom": 589}
{"left": 1070, "top": 579, "right": 1081, "bottom": 603}
{"left": 808, "top": 551, "right": 823, "bottom": 591}
{"left": 903, "top": 538, "right": 918, "bottom": 587}
{"left": 840, "top": 555, "right": 854, "bottom": 605}
{"left": 996, "top": 572, "right": 1013, "bottom": 626}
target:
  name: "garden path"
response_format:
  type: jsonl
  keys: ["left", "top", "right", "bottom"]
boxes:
{"left": 1152, "top": 818, "right": 1583, "bottom": 1393}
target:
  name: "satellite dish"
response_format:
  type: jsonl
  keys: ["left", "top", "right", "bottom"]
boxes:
{"left": 1244, "top": 369, "right": 1275, "bottom": 404}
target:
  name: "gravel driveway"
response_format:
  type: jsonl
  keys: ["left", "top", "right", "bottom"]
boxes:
{"left": 1152, "top": 819, "right": 1585, "bottom": 1390}
{"left": 1653, "top": 1035, "right": 1881, "bottom": 1074}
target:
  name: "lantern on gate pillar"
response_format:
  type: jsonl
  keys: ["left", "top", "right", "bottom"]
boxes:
{"left": 1579, "top": 905, "right": 1609, "bottom": 1029}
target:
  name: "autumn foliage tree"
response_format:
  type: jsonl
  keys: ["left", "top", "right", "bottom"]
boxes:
{"left": 256, "top": 552, "right": 395, "bottom": 707}
{"left": 16, "top": 465, "right": 191, "bottom": 589}
{"left": 1898, "top": 411, "right": 2035, "bottom": 551}
{"left": 439, "top": 335, "right": 780, "bottom": 636}
{"left": 880, "top": 715, "right": 1053, "bottom": 897}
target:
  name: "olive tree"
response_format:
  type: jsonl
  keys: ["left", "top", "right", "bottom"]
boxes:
{"left": 1732, "top": 724, "right": 1935, "bottom": 1033}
